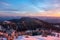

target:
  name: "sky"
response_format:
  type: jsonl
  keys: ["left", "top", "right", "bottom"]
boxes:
{"left": 0, "top": 0, "right": 60, "bottom": 17}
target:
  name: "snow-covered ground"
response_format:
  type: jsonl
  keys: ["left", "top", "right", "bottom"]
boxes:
{"left": 15, "top": 35, "right": 60, "bottom": 40}
{"left": 0, "top": 35, "right": 60, "bottom": 40}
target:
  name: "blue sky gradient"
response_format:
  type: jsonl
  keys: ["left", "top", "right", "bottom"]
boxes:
{"left": 0, "top": 0, "right": 60, "bottom": 16}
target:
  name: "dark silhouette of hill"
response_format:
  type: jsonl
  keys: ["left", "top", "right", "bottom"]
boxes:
{"left": 5, "top": 17, "right": 60, "bottom": 32}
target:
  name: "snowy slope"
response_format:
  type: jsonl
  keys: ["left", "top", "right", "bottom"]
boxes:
{"left": 0, "top": 35, "right": 60, "bottom": 40}
{"left": 15, "top": 35, "right": 60, "bottom": 40}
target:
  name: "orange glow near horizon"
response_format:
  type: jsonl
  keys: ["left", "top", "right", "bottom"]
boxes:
{"left": 28, "top": 10, "right": 60, "bottom": 17}
{"left": 26, "top": 13, "right": 60, "bottom": 17}
{"left": 0, "top": 10, "right": 60, "bottom": 17}
{"left": 36, "top": 13, "right": 60, "bottom": 17}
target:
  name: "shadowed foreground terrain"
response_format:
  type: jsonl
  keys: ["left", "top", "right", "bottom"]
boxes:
{"left": 0, "top": 17, "right": 60, "bottom": 40}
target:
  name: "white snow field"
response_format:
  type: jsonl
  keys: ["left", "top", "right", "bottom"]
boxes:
{"left": 0, "top": 35, "right": 60, "bottom": 40}
{"left": 15, "top": 35, "right": 60, "bottom": 40}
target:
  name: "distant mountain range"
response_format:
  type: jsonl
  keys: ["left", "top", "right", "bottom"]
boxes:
{"left": 0, "top": 16, "right": 21, "bottom": 22}
{"left": 33, "top": 16, "right": 60, "bottom": 23}
{"left": 3, "top": 17, "right": 60, "bottom": 31}
{"left": 0, "top": 16, "right": 60, "bottom": 23}
{"left": 0, "top": 17, "right": 60, "bottom": 32}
